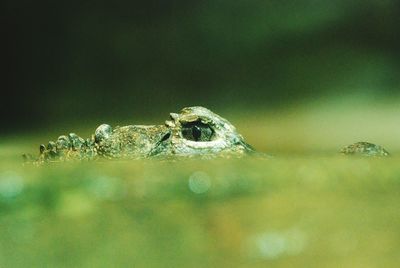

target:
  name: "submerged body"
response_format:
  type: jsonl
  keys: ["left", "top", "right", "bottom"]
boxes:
{"left": 25, "top": 107, "right": 254, "bottom": 163}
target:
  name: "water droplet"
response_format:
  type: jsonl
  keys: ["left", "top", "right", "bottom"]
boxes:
{"left": 86, "top": 175, "right": 125, "bottom": 200}
{"left": 0, "top": 171, "right": 24, "bottom": 199}
{"left": 188, "top": 171, "right": 211, "bottom": 194}
{"left": 246, "top": 228, "right": 308, "bottom": 260}
{"left": 256, "top": 232, "right": 287, "bottom": 259}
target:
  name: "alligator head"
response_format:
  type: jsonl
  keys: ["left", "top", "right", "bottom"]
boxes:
{"left": 27, "top": 106, "right": 255, "bottom": 163}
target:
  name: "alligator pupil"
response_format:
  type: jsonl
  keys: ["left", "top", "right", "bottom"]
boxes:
{"left": 181, "top": 121, "right": 214, "bottom": 142}
{"left": 192, "top": 126, "right": 201, "bottom": 141}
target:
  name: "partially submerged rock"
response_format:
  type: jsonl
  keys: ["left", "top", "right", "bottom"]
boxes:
{"left": 340, "top": 142, "right": 390, "bottom": 157}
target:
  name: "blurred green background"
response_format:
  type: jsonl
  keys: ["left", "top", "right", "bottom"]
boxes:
{"left": 4, "top": 0, "right": 400, "bottom": 134}
{"left": 2, "top": 1, "right": 400, "bottom": 267}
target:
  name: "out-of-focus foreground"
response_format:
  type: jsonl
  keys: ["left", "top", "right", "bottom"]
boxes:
{"left": 1, "top": 157, "right": 400, "bottom": 268}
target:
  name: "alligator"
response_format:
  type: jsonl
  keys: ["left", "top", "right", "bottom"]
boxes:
{"left": 23, "top": 106, "right": 389, "bottom": 163}
{"left": 23, "top": 106, "right": 255, "bottom": 163}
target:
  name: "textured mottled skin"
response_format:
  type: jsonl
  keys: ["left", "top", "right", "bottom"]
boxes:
{"left": 24, "top": 107, "right": 254, "bottom": 163}
{"left": 97, "top": 125, "right": 170, "bottom": 159}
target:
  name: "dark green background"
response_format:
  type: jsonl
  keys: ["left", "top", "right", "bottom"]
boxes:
{"left": 4, "top": 0, "right": 400, "bottom": 133}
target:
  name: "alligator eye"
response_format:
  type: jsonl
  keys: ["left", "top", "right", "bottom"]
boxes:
{"left": 181, "top": 121, "right": 214, "bottom": 142}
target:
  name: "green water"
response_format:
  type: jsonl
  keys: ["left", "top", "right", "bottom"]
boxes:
{"left": 1, "top": 153, "right": 399, "bottom": 267}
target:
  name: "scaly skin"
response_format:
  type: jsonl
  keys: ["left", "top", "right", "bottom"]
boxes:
{"left": 23, "top": 106, "right": 254, "bottom": 163}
